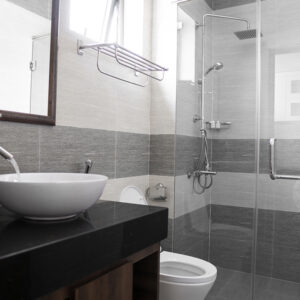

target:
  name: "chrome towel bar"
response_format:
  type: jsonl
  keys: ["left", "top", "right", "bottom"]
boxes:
{"left": 77, "top": 40, "right": 168, "bottom": 87}
{"left": 269, "top": 138, "right": 300, "bottom": 180}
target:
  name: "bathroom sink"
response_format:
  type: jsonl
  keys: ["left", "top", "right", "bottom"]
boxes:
{"left": 0, "top": 173, "right": 107, "bottom": 221}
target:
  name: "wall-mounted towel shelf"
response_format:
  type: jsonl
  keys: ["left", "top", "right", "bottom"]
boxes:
{"left": 77, "top": 40, "right": 168, "bottom": 87}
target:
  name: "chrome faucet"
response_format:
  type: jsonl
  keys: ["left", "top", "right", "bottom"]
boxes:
{"left": 84, "top": 159, "right": 94, "bottom": 174}
{"left": 0, "top": 146, "right": 20, "bottom": 174}
{"left": 0, "top": 147, "right": 13, "bottom": 160}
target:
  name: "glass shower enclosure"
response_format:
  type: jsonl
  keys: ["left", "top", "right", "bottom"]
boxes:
{"left": 174, "top": 0, "right": 300, "bottom": 299}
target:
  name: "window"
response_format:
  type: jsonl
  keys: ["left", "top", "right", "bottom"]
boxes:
{"left": 69, "top": 0, "right": 119, "bottom": 43}
{"left": 274, "top": 52, "right": 300, "bottom": 121}
{"left": 123, "top": 0, "right": 144, "bottom": 55}
{"left": 69, "top": 0, "right": 145, "bottom": 55}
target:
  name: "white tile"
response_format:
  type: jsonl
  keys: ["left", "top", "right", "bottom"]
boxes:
{"left": 100, "top": 175, "right": 149, "bottom": 202}
{"left": 101, "top": 175, "right": 176, "bottom": 218}
{"left": 150, "top": 0, "right": 177, "bottom": 135}
{"left": 55, "top": 0, "right": 151, "bottom": 134}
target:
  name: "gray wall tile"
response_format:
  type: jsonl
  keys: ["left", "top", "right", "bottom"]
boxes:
{"left": 273, "top": 245, "right": 300, "bottom": 283}
{"left": 173, "top": 206, "right": 210, "bottom": 260}
{"left": 256, "top": 241, "right": 273, "bottom": 277}
{"left": 0, "top": 122, "right": 39, "bottom": 174}
{"left": 175, "top": 135, "right": 202, "bottom": 176}
{"left": 210, "top": 236, "right": 253, "bottom": 273}
{"left": 211, "top": 204, "right": 254, "bottom": 229}
{"left": 274, "top": 210, "right": 300, "bottom": 249}
{"left": 208, "top": 204, "right": 300, "bottom": 282}
{"left": 275, "top": 139, "right": 300, "bottom": 176}
{"left": 161, "top": 218, "right": 173, "bottom": 252}
{"left": 149, "top": 135, "right": 175, "bottom": 176}
{"left": 116, "top": 132, "right": 149, "bottom": 178}
{"left": 40, "top": 126, "right": 115, "bottom": 178}
{"left": 210, "top": 204, "right": 253, "bottom": 272}
{"left": 211, "top": 139, "right": 256, "bottom": 173}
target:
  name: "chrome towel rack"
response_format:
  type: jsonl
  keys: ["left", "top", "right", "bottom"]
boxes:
{"left": 269, "top": 138, "right": 300, "bottom": 180}
{"left": 77, "top": 40, "right": 168, "bottom": 87}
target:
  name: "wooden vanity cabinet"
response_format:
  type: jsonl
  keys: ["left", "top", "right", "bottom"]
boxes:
{"left": 37, "top": 243, "right": 160, "bottom": 300}
{"left": 74, "top": 262, "right": 133, "bottom": 300}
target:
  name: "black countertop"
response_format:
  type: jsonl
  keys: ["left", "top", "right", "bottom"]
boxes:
{"left": 0, "top": 201, "right": 168, "bottom": 300}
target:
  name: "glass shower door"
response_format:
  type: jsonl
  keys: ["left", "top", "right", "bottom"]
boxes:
{"left": 254, "top": 0, "right": 300, "bottom": 298}
{"left": 175, "top": 1, "right": 258, "bottom": 299}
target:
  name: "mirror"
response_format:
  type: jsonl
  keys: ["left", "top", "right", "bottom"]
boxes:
{"left": 0, "top": 0, "right": 59, "bottom": 125}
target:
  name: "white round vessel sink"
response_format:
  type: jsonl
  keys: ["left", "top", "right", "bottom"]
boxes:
{"left": 0, "top": 173, "right": 107, "bottom": 221}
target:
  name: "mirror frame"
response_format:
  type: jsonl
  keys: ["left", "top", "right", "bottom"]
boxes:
{"left": 0, "top": 0, "right": 59, "bottom": 125}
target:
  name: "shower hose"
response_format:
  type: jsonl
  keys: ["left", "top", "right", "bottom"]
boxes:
{"left": 193, "top": 129, "right": 213, "bottom": 195}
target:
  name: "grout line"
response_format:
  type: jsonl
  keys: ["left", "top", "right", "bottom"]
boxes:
{"left": 38, "top": 127, "right": 41, "bottom": 172}
{"left": 114, "top": 131, "right": 117, "bottom": 179}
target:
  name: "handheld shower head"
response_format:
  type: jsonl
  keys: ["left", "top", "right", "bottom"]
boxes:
{"left": 205, "top": 62, "right": 224, "bottom": 76}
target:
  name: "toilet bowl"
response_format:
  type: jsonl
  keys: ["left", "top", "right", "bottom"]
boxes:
{"left": 119, "top": 186, "right": 217, "bottom": 300}
{"left": 160, "top": 251, "right": 217, "bottom": 300}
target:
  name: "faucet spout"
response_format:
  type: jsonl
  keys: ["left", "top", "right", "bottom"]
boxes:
{"left": 0, "top": 147, "right": 14, "bottom": 160}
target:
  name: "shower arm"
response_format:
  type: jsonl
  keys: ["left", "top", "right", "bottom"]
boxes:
{"left": 200, "top": 14, "right": 250, "bottom": 130}
{"left": 201, "top": 14, "right": 250, "bottom": 30}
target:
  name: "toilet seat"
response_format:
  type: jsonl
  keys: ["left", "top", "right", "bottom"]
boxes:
{"left": 119, "top": 186, "right": 147, "bottom": 205}
{"left": 160, "top": 251, "right": 217, "bottom": 284}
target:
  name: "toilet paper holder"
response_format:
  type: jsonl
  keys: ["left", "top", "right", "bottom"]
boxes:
{"left": 145, "top": 183, "right": 167, "bottom": 201}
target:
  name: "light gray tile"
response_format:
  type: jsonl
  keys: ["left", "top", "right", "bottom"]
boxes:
{"left": 40, "top": 126, "right": 115, "bottom": 178}
{"left": 0, "top": 122, "right": 39, "bottom": 174}
{"left": 116, "top": 132, "right": 149, "bottom": 178}
{"left": 149, "top": 134, "right": 175, "bottom": 176}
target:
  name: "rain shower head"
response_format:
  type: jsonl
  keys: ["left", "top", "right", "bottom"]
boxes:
{"left": 234, "top": 29, "right": 263, "bottom": 40}
{"left": 205, "top": 62, "right": 224, "bottom": 76}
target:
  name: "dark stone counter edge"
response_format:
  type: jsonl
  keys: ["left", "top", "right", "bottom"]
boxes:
{"left": 0, "top": 203, "right": 168, "bottom": 300}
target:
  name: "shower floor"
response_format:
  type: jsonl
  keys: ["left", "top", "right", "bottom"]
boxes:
{"left": 206, "top": 267, "right": 300, "bottom": 300}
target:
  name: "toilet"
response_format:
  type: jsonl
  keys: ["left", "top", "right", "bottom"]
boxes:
{"left": 119, "top": 186, "right": 217, "bottom": 300}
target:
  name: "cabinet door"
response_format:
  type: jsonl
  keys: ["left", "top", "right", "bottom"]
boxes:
{"left": 74, "top": 263, "right": 133, "bottom": 300}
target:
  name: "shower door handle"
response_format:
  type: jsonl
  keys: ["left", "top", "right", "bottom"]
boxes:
{"left": 269, "top": 138, "right": 300, "bottom": 180}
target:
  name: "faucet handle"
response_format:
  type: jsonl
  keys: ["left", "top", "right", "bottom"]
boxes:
{"left": 84, "top": 159, "right": 94, "bottom": 174}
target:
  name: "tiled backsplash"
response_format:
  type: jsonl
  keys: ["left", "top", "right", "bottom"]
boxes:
{"left": 0, "top": 122, "right": 149, "bottom": 179}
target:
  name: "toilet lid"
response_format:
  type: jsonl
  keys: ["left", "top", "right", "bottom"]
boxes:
{"left": 120, "top": 186, "right": 147, "bottom": 205}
